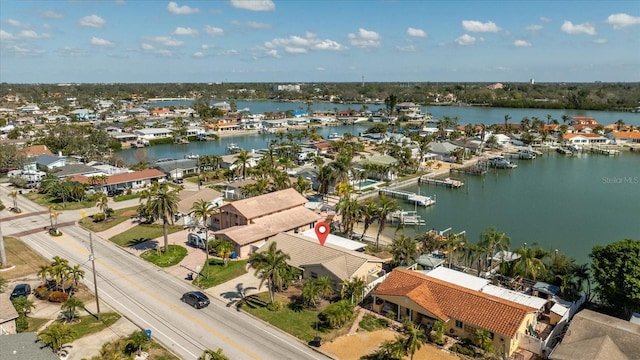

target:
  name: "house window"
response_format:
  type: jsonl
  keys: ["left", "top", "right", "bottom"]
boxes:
{"left": 455, "top": 320, "right": 463, "bottom": 328}
{"left": 310, "top": 272, "right": 318, "bottom": 279}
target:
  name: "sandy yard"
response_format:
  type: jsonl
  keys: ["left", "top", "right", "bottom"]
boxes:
{"left": 321, "top": 329, "right": 460, "bottom": 360}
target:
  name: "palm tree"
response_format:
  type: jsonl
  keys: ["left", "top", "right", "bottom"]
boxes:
{"left": 375, "top": 195, "right": 399, "bottom": 249}
{"left": 199, "top": 348, "right": 229, "bottom": 360}
{"left": 572, "top": 263, "right": 592, "bottom": 301}
{"left": 301, "top": 279, "right": 322, "bottom": 308}
{"left": 340, "top": 277, "right": 367, "bottom": 304}
{"left": 402, "top": 319, "right": 427, "bottom": 360}
{"left": 478, "top": 226, "right": 511, "bottom": 269}
{"left": 61, "top": 297, "right": 84, "bottom": 322}
{"left": 95, "top": 192, "right": 109, "bottom": 214}
{"left": 444, "top": 231, "right": 465, "bottom": 269}
{"left": 99, "top": 338, "right": 127, "bottom": 360}
{"left": 474, "top": 328, "right": 494, "bottom": 352}
{"left": 67, "top": 264, "right": 85, "bottom": 290}
{"left": 234, "top": 150, "right": 251, "bottom": 180}
{"left": 248, "top": 242, "right": 291, "bottom": 304}
{"left": 317, "top": 165, "right": 335, "bottom": 200}
{"left": 11, "top": 296, "right": 35, "bottom": 316}
{"left": 49, "top": 256, "right": 70, "bottom": 291}
{"left": 615, "top": 118, "right": 625, "bottom": 131}
{"left": 293, "top": 175, "right": 311, "bottom": 194}
{"left": 213, "top": 239, "right": 235, "bottom": 267}
{"left": 146, "top": 184, "right": 179, "bottom": 253}
{"left": 126, "top": 330, "right": 150, "bottom": 356}
{"left": 39, "top": 323, "right": 76, "bottom": 355}
{"left": 359, "top": 200, "right": 378, "bottom": 241}
{"left": 376, "top": 337, "right": 406, "bottom": 360}
{"left": 390, "top": 234, "right": 419, "bottom": 266}
{"left": 8, "top": 190, "right": 19, "bottom": 212}
{"left": 49, "top": 205, "right": 62, "bottom": 233}
{"left": 514, "top": 244, "right": 547, "bottom": 280}
{"left": 192, "top": 199, "right": 215, "bottom": 273}
{"left": 315, "top": 276, "right": 334, "bottom": 300}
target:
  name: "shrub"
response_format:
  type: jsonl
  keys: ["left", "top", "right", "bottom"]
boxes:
{"left": 93, "top": 212, "right": 106, "bottom": 222}
{"left": 48, "top": 291, "right": 69, "bottom": 303}
{"left": 16, "top": 315, "right": 28, "bottom": 332}
{"left": 450, "top": 343, "right": 477, "bottom": 357}
{"left": 359, "top": 314, "right": 388, "bottom": 331}
{"left": 266, "top": 301, "right": 283, "bottom": 311}
{"left": 34, "top": 285, "right": 50, "bottom": 300}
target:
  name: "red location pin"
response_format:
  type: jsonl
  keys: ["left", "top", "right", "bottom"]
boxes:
{"left": 314, "top": 222, "right": 329, "bottom": 246}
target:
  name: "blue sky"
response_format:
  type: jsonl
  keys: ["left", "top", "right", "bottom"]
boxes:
{"left": 1, "top": 0, "right": 639, "bottom": 83}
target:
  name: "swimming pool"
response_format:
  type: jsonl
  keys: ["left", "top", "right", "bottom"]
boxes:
{"left": 354, "top": 179, "right": 378, "bottom": 188}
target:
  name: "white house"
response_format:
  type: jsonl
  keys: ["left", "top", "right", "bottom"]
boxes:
{"left": 134, "top": 128, "right": 173, "bottom": 140}
{"left": 563, "top": 133, "right": 609, "bottom": 145}
{"left": 606, "top": 131, "right": 640, "bottom": 145}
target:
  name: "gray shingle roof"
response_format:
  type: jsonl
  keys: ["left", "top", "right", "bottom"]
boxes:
{"left": 0, "top": 333, "right": 59, "bottom": 360}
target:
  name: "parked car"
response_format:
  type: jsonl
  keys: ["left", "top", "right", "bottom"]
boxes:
{"left": 173, "top": 177, "right": 184, "bottom": 184}
{"left": 180, "top": 291, "right": 210, "bottom": 309}
{"left": 10, "top": 283, "right": 31, "bottom": 301}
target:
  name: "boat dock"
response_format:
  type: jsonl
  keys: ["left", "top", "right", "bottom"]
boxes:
{"left": 388, "top": 210, "right": 425, "bottom": 226}
{"left": 379, "top": 188, "right": 436, "bottom": 207}
{"left": 586, "top": 145, "right": 620, "bottom": 156}
{"left": 450, "top": 160, "right": 488, "bottom": 176}
{"left": 419, "top": 176, "right": 464, "bottom": 188}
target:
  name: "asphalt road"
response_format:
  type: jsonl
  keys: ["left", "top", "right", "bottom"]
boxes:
{"left": 0, "top": 186, "right": 332, "bottom": 360}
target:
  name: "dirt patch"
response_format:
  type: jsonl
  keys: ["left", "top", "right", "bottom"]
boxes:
{"left": 0, "top": 236, "right": 50, "bottom": 280}
{"left": 321, "top": 329, "right": 459, "bottom": 360}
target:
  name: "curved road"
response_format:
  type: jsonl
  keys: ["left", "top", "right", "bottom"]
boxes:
{"left": 0, "top": 187, "right": 332, "bottom": 360}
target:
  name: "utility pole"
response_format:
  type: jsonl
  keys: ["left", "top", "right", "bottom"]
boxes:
{"left": 89, "top": 233, "right": 101, "bottom": 320}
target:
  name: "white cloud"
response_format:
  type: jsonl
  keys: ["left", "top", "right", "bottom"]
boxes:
{"left": 204, "top": 25, "right": 224, "bottom": 36}
{"left": 153, "top": 36, "right": 184, "bottom": 47}
{"left": 540, "top": 17, "right": 552, "bottom": 23}
{"left": 496, "top": 66, "right": 512, "bottom": 72}
{"left": 231, "top": 20, "right": 271, "bottom": 29}
{"left": 348, "top": 28, "right": 381, "bottom": 48}
{"left": 154, "top": 49, "right": 174, "bottom": 57}
{"left": 407, "top": 27, "right": 427, "bottom": 38}
{"left": 593, "top": 38, "right": 608, "bottom": 44}
{"left": 201, "top": 44, "right": 212, "bottom": 49}
{"left": 192, "top": 52, "right": 204, "bottom": 57}
{"left": 514, "top": 40, "right": 531, "bottom": 47}
{"left": 230, "top": 0, "right": 275, "bottom": 12}
{"left": 561, "top": 21, "right": 596, "bottom": 35}
{"left": 79, "top": 15, "right": 106, "bottom": 28}
{"left": 316, "top": 67, "right": 325, "bottom": 71}
{"left": 58, "top": 46, "right": 88, "bottom": 57}
{"left": 462, "top": 20, "right": 501, "bottom": 33}
{"left": 526, "top": 25, "right": 543, "bottom": 32}
{"left": 91, "top": 37, "right": 114, "bottom": 47}
{"left": 396, "top": 45, "right": 416, "bottom": 52}
{"left": 166, "top": 2, "right": 200, "bottom": 15}
{"left": 6, "top": 45, "right": 45, "bottom": 56}
{"left": 220, "top": 49, "right": 238, "bottom": 56}
{"left": 141, "top": 43, "right": 154, "bottom": 50}
{"left": 173, "top": 27, "right": 198, "bottom": 36}
{"left": 40, "top": 10, "right": 63, "bottom": 19}
{"left": 454, "top": 34, "right": 477, "bottom": 46}
{"left": 19, "top": 30, "right": 50, "bottom": 39}
{"left": 605, "top": 13, "right": 640, "bottom": 29}
{"left": 0, "top": 30, "right": 16, "bottom": 41}
{"left": 265, "top": 32, "right": 345, "bottom": 53}
{"left": 264, "top": 49, "right": 280, "bottom": 58}
{"left": 7, "top": 19, "right": 25, "bottom": 28}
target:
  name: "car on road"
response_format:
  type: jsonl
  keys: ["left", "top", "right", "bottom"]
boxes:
{"left": 10, "top": 283, "right": 31, "bottom": 301}
{"left": 181, "top": 291, "right": 210, "bottom": 309}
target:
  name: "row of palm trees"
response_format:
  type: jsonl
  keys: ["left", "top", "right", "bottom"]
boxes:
{"left": 37, "top": 256, "right": 85, "bottom": 293}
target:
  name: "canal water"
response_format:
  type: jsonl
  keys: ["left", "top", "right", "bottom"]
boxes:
{"left": 398, "top": 152, "right": 640, "bottom": 265}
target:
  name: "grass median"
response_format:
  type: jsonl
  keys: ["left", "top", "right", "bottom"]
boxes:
{"left": 140, "top": 245, "right": 187, "bottom": 267}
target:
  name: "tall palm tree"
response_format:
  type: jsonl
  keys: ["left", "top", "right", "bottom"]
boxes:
{"left": 514, "top": 244, "right": 547, "bottom": 280}
{"left": 248, "top": 242, "right": 291, "bottom": 304}
{"left": 478, "top": 226, "right": 511, "bottom": 268}
{"left": 390, "top": 234, "right": 419, "bottom": 266}
{"left": 359, "top": 200, "right": 379, "bottom": 241}
{"left": 317, "top": 165, "right": 335, "bottom": 200}
{"left": 146, "top": 184, "right": 179, "bottom": 253}
{"left": 67, "top": 264, "right": 85, "bottom": 290}
{"left": 572, "top": 263, "right": 592, "bottom": 301}
{"left": 95, "top": 192, "right": 109, "bottom": 213}
{"left": 504, "top": 114, "right": 511, "bottom": 134}
{"left": 233, "top": 150, "right": 251, "bottom": 180}
{"left": 39, "top": 323, "right": 76, "bottom": 355}
{"left": 402, "top": 319, "right": 427, "bottom": 360}
{"left": 213, "top": 239, "right": 235, "bottom": 267}
{"left": 293, "top": 175, "right": 311, "bottom": 194}
{"left": 375, "top": 195, "right": 399, "bottom": 250}
{"left": 192, "top": 199, "right": 215, "bottom": 274}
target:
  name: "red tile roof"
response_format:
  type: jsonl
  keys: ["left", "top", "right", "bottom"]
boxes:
{"left": 564, "top": 133, "right": 604, "bottom": 139}
{"left": 610, "top": 131, "right": 640, "bottom": 139}
{"left": 24, "top": 145, "right": 53, "bottom": 156}
{"left": 373, "top": 270, "right": 536, "bottom": 337}
{"left": 70, "top": 169, "right": 165, "bottom": 185}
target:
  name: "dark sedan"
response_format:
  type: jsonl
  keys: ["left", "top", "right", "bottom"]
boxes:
{"left": 180, "top": 291, "right": 210, "bottom": 309}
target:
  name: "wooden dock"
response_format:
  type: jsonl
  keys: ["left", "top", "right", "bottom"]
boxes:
{"left": 419, "top": 176, "right": 464, "bottom": 188}
{"left": 450, "top": 160, "right": 488, "bottom": 176}
{"left": 587, "top": 146, "right": 620, "bottom": 156}
{"left": 379, "top": 188, "right": 436, "bottom": 207}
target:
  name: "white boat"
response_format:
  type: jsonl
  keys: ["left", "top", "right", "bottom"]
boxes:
{"left": 226, "top": 143, "right": 241, "bottom": 153}
{"left": 327, "top": 133, "right": 343, "bottom": 141}
{"left": 489, "top": 156, "right": 518, "bottom": 169}
{"left": 556, "top": 147, "right": 573, "bottom": 155}
{"left": 185, "top": 153, "right": 199, "bottom": 159}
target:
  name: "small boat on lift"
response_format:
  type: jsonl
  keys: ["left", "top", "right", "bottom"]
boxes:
{"left": 226, "top": 143, "right": 241, "bottom": 154}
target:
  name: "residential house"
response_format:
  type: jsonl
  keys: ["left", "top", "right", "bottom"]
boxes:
{"left": 258, "top": 232, "right": 384, "bottom": 291}
{"left": 570, "top": 117, "right": 598, "bottom": 126}
{"left": 395, "top": 102, "right": 422, "bottom": 119}
{"left": 35, "top": 154, "right": 67, "bottom": 170}
{"left": 134, "top": 128, "right": 173, "bottom": 140}
{"left": 212, "top": 188, "right": 321, "bottom": 258}
{"left": 606, "top": 131, "right": 640, "bottom": 145}
{"left": 563, "top": 133, "right": 609, "bottom": 145}
{"left": 23, "top": 145, "right": 53, "bottom": 157}
{"left": 0, "top": 293, "right": 19, "bottom": 334}
{"left": 427, "top": 142, "right": 460, "bottom": 162}
{"left": 0, "top": 333, "right": 59, "bottom": 360}
{"left": 176, "top": 187, "right": 224, "bottom": 227}
{"left": 549, "top": 309, "right": 640, "bottom": 360}
{"left": 219, "top": 154, "right": 259, "bottom": 172}
{"left": 69, "top": 168, "right": 166, "bottom": 192}
{"left": 154, "top": 159, "right": 199, "bottom": 180}
{"left": 50, "top": 164, "right": 101, "bottom": 179}
{"left": 372, "top": 269, "right": 538, "bottom": 358}
{"left": 359, "top": 155, "right": 398, "bottom": 181}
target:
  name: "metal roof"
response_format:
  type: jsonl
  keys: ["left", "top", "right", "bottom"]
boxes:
{"left": 300, "top": 229, "right": 366, "bottom": 251}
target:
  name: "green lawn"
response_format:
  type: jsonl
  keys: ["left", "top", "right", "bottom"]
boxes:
{"left": 26, "top": 317, "right": 49, "bottom": 332}
{"left": 193, "top": 259, "right": 248, "bottom": 288}
{"left": 78, "top": 206, "right": 138, "bottom": 233}
{"left": 69, "top": 312, "right": 121, "bottom": 340}
{"left": 238, "top": 292, "right": 324, "bottom": 342}
{"left": 23, "top": 192, "right": 94, "bottom": 210}
{"left": 140, "top": 245, "right": 187, "bottom": 267}
{"left": 114, "top": 193, "right": 141, "bottom": 202}
{"left": 108, "top": 224, "right": 183, "bottom": 247}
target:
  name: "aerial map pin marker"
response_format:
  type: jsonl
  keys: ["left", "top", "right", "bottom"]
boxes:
{"left": 314, "top": 222, "right": 329, "bottom": 246}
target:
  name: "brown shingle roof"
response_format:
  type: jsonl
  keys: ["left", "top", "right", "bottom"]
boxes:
{"left": 213, "top": 206, "right": 321, "bottom": 246}
{"left": 220, "top": 188, "right": 307, "bottom": 220}
{"left": 24, "top": 145, "right": 53, "bottom": 156}
{"left": 259, "top": 232, "right": 383, "bottom": 280}
{"left": 373, "top": 270, "right": 535, "bottom": 337}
